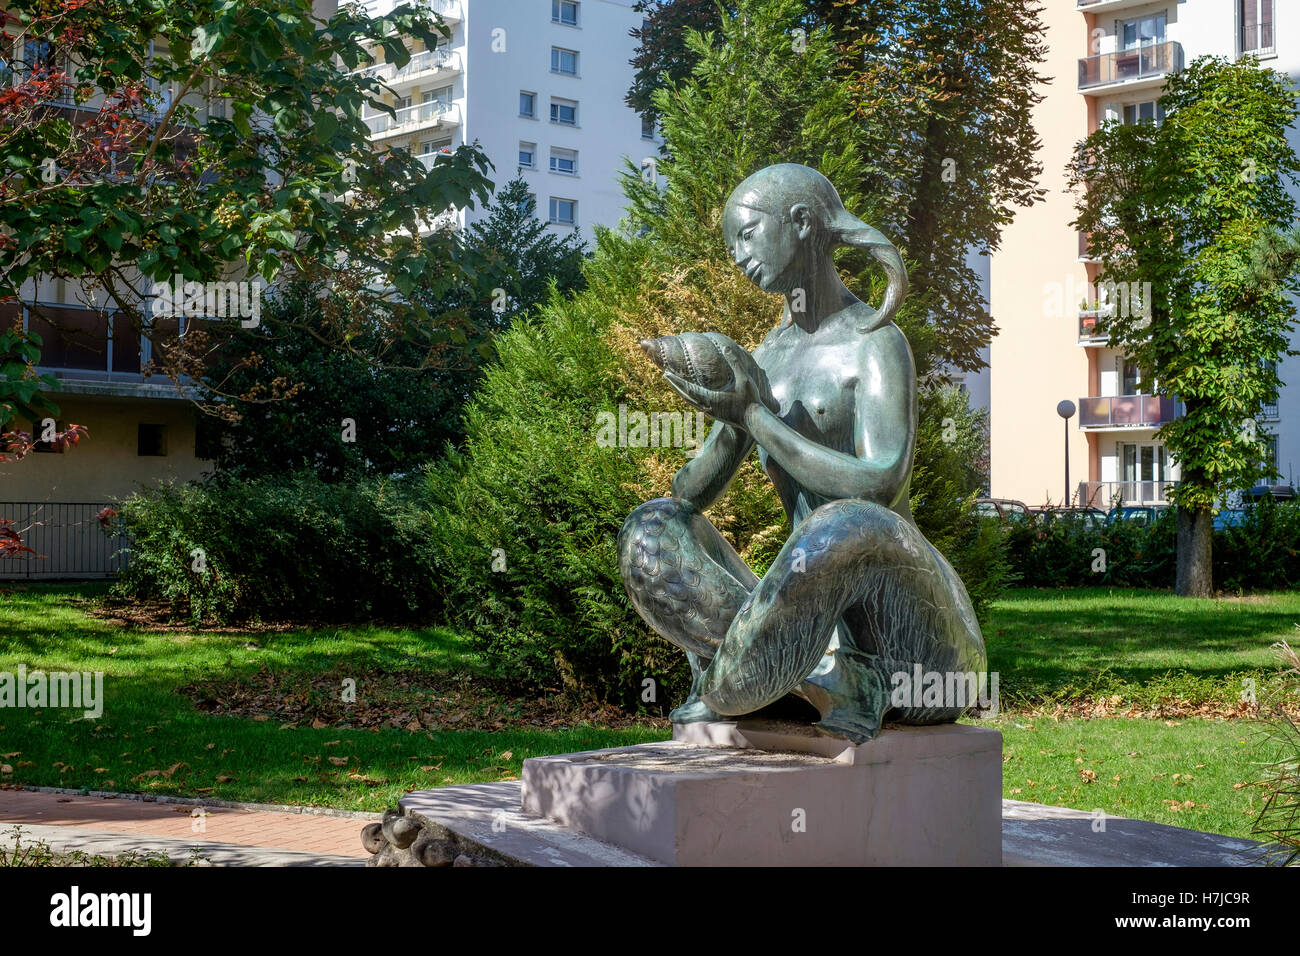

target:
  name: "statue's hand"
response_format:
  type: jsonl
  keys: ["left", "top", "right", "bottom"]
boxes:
{"left": 664, "top": 344, "right": 777, "bottom": 430}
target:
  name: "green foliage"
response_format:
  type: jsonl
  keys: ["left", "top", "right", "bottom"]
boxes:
{"left": 1214, "top": 497, "right": 1300, "bottom": 592}
{"left": 1002, "top": 501, "right": 1300, "bottom": 591}
{"left": 113, "top": 473, "right": 439, "bottom": 624}
{"left": 1069, "top": 56, "right": 1300, "bottom": 515}
{"left": 200, "top": 286, "right": 471, "bottom": 479}
{"left": 910, "top": 386, "right": 1009, "bottom": 623}
{"left": 426, "top": 0, "right": 1011, "bottom": 704}
{"left": 1252, "top": 642, "right": 1300, "bottom": 865}
{"left": 0, "top": 0, "right": 492, "bottom": 398}
{"left": 423, "top": 267, "right": 688, "bottom": 705}
{"left": 630, "top": 0, "right": 1050, "bottom": 373}
{"left": 0, "top": 326, "right": 58, "bottom": 429}
{"left": 201, "top": 179, "right": 587, "bottom": 480}
{"left": 1004, "top": 510, "right": 1176, "bottom": 589}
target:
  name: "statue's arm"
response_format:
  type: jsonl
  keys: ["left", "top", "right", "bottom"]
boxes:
{"left": 740, "top": 330, "right": 915, "bottom": 506}
{"left": 670, "top": 420, "right": 754, "bottom": 511}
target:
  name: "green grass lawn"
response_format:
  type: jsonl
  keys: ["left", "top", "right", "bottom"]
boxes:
{"left": 0, "top": 584, "right": 666, "bottom": 812}
{"left": 0, "top": 583, "right": 1295, "bottom": 839}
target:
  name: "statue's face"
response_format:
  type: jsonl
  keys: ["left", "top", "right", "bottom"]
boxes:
{"left": 723, "top": 200, "right": 800, "bottom": 295}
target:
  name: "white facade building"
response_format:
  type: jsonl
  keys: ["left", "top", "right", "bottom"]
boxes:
{"left": 356, "top": 0, "right": 653, "bottom": 235}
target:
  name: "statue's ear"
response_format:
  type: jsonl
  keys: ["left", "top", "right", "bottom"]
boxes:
{"left": 789, "top": 203, "right": 814, "bottom": 240}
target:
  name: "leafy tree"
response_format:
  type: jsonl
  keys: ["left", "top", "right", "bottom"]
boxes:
{"left": 0, "top": 0, "right": 492, "bottom": 406}
{"left": 1067, "top": 55, "right": 1300, "bottom": 596}
{"left": 460, "top": 176, "right": 587, "bottom": 333}
{"left": 202, "top": 178, "right": 588, "bottom": 480}
{"left": 629, "top": 0, "right": 1049, "bottom": 374}
{"left": 627, "top": 0, "right": 721, "bottom": 121}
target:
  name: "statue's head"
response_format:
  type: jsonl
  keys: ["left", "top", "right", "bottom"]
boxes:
{"left": 722, "top": 163, "right": 848, "bottom": 295}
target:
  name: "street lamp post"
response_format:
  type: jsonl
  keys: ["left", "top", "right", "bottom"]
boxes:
{"left": 1057, "top": 400, "right": 1076, "bottom": 507}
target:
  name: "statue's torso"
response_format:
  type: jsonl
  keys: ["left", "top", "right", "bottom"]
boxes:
{"left": 751, "top": 312, "right": 912, "bottom": 526}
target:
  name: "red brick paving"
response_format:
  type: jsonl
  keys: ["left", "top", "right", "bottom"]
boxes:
{"left": 0, "top": 789, "right": 370, "bottom": 858}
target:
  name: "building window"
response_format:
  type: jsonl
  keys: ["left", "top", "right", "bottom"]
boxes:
{"left": 549, "top": 147, "right": 577, "bottom": 176}
{"left": 551, "top": 47, "right": 578, "bottom": 76}
{"left": 1263, "top": 435, "right": 1279, "bottom": 471}
{"left": 552, "top": 1, "right": 579, "bottom": 26}
{"left": 138, "top": 423, "right": 167, "bottom": 457}
{"left": 421, "top": 137, "right": 453, "bottom": 155}
{"left": 31, "top": 419, "right": 63, "bottom": 454}
{"left": 641, "top": 114, "right": 655, "bottom": 139}
{"left": 1240, "top": 0, "right": 1275, "bottom": 55}
{"left": 550, "top": 97, "right": 577, "bottom": 126}
{"left": 519, "top": 141, "right": 536, "bottom": 169}
{"left": 519, "top": 90, "right": 536, "bottom": 119}
{"left": 1121, "top": 100, "right": 1164, "bottom": 125}
{"left": 1118, "top": 13, "right": 1166, "bottom": 52}
{"left": 548, "top": 197, "right": 576, "bottom": 226}
{"left": 516, "top": 191, "right": 538, "bottom": 215}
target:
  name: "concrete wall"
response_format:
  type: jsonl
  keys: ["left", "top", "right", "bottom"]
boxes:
{"left": 1, "top": 397, "right": 209, "bottom": 504}
{"left": 989, "top": 2, "right": 1093, "bottom": 507}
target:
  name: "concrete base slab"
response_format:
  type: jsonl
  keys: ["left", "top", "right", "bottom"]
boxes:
{"left": 1002, "top": 800, "right": 1265, "bottom": 867}
{"left": 520, "top": 723, "right": 1003, "bottom": 866}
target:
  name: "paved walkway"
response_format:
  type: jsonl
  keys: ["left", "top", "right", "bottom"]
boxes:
{"left": 0, "top": 788, "right": 374, "bottom": 866}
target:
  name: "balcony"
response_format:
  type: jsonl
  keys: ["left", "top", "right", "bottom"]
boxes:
{"left": 1078, "top": 394, "right": 1180, "bottom": 430}
{"left": 1078, "top": 309, "right": 1109, "bottom": 344}
{"left": 1078, "top": 41, "right": 1182, "bottom": 93}
{"left": 352, "top": 48, "right": 460, "bottom": 88}
{"left": 1077, "top": 0, "right": 1160, "bottom": 13}
{"left": 1078, "top": 480, "right": 1179, "bottom": 508}
{"left": 364, "top": 101, "right": 459, "bottom": 139}
{"left": 2, "top": 301, "right": 198, "bottom": 401}
{"left": 361, "top": 0, "right": 460, "bottom": 21}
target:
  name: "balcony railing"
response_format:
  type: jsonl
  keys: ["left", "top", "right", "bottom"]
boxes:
{"left": 1078, "top": 394, "right": 1180, "bottom": 429}
{"left": 1077, "top": 0, "right": 1158, "bottom": 10}
{"left": 1078, "top": 309, "right": 1109, "bottom": 342}
{"left": 352, "top": 48, "right": 458, "bottom": 85}
{"left": 363, "top": 101, "right": 456, "bottom": 136}
{"left": 1079, "top": 41, "right": 1183, "bottom": 91}
{"left": 1078, "top": 480, "right": 1179, "bottom": 508}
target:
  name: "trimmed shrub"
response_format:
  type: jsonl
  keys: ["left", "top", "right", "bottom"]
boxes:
{"left": 1003, "top": 499, "right": 1300, "bottom": 590}
{"left": 112, "top": 473, "right": 439, "bottom": 624}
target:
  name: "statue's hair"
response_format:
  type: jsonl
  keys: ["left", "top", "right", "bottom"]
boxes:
{"left": 724, "top": 164, "right": 908, "bottom": 330}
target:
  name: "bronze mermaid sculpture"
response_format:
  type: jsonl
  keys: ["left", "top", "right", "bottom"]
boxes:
{"left": 617, "top": 164, "right": 987, "bottom": 743}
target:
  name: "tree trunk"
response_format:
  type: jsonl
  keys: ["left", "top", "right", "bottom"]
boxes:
{"left": 1175, "top": 505, "right": 1213, "bottom": 596}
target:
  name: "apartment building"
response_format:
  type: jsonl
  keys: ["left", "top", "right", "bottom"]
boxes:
{"left": 989, "top": 0, "right": 1297, "bottom": 508}
{"left": 355, "top": 0, "right": 653, "bottom": 234}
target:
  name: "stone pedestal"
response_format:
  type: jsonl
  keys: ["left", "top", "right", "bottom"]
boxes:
{"left": 521, "top": 721, "right": 1002, "bottom": 866}
{"left": 364, "top": 719, "right": 1002, "bottom": 866}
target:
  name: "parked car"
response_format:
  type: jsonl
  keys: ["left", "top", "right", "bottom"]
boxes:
{"left": 974, "top": 497, "right": 1031, "bottom": 523}
{"left": 1242, "top": 484, "right": 1296, "bottom": 502}
{"left": 1108, "top": 505, "right": 1170, "bottom": 527}
{"left": 1029, "top": 507, "right": 1108, "bottom": 531}
{"left": 1213, "top": 508, "right": 1247, "bottom": 530}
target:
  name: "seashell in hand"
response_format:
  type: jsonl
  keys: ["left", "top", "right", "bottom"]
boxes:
{"left": 639, "top": 331, "right": 745, "bottom": 389}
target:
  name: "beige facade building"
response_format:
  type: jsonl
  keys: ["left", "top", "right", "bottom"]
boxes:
{"left": 990, "top": 0, "right": 1294, "bottom": 508}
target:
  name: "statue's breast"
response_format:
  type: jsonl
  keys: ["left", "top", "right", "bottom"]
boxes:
{"left": 763, "top": 345, "right": 859, "bottom": 453}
